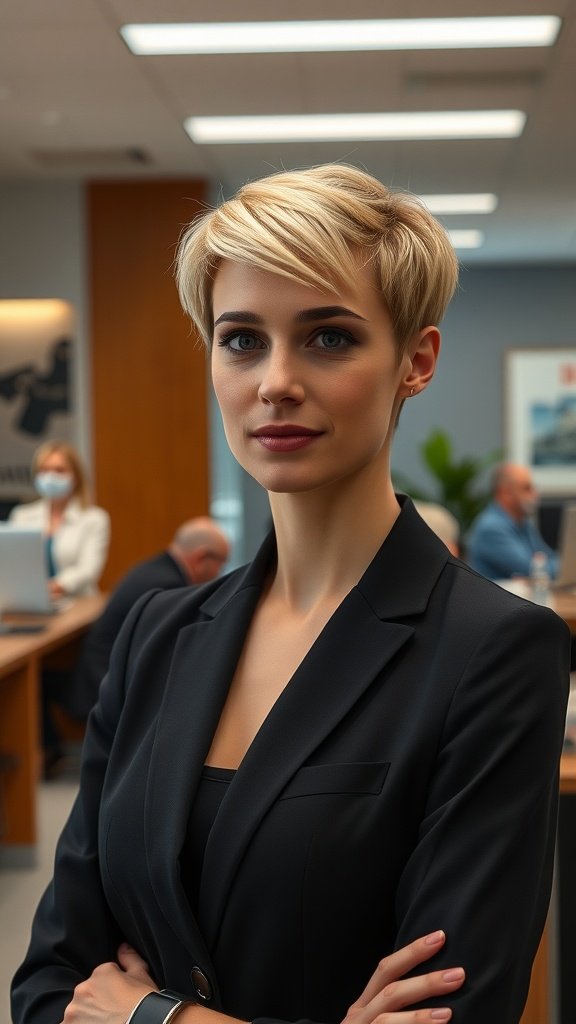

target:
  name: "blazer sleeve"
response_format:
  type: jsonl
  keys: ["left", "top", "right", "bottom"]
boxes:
{"left": 390, "top": 600, "right": 570, "bottom": 1021}
{"left": 10, "top": 591, "right": 157, "bottom": 1024}
{"left": 55, "top": 506, "right": 110, "bottom": 595}
{"left": 252, "top": 604, "right": 570, "bottom": 1024}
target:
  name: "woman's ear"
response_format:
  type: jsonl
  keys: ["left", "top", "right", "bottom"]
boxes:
{"left": 402, "top": 326, "right": 441, "bottom": 398}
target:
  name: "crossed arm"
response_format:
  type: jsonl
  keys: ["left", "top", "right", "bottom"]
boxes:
{"left": 60, "top": 934, "right": 465, "bottom": 1024}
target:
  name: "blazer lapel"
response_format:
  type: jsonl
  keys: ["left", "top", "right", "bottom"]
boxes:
{"left": 144, "top": 580, "right": 263, "bottom": 953}
{"left": 145, "top": 500, "right": 450, "bottom": 956}
{"left": 198, "top": 497, "right": 450, "bottom": 950}
{"left": 143, "top": 534, "right": 277, "bottom": 952}
{"left": 199, "top": 598, "right": 413, "bottom": 951}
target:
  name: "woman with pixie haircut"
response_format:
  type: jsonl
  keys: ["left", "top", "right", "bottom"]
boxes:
{"left": 12, "top": 166, "right": 569, "bottom": 1024}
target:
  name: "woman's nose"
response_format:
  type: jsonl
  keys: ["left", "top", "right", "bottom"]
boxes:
{"left": 258, "top": 350, "right": 305, "bottom": 405}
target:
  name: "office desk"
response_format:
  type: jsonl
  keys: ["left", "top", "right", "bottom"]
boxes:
{"left": 553, "top": 593, "right": 576, "bottom": 632}
{"left": 0, "top": 595, "right": 105, "bottom": 867}
{"left": 560, "top": 752, "right": 576, "bottom": 793}
{"left": 519, "top": 754, "right": 576, "bottom": 1024}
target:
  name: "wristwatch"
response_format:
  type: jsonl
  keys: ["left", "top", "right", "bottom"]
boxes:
{"left": 125, "top": 990, "right": 193, "bottom": 1024}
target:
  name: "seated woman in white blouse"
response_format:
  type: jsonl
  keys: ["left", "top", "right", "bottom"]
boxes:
{"left": 10, "top": 439, "right": 110, "bottom": 774}
{"left": 10, "top": 439, "right": 110, "bottom": 599}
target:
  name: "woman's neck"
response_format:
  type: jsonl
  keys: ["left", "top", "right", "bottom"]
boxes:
{"left": 47, "top": 497, "right": 70, "bottom": 528}
{"left": 268, "top": 471, "right": 400, "bottom": 612}
{"left": 49, "top": 496, "right": 69, "bottom": 513}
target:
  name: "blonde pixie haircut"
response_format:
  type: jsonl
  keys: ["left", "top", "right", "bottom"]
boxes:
{"left": 176, "top": 164, "right": 459, "bottom": 354}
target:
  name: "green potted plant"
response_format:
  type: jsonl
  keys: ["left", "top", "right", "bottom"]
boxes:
{"left": 393, "top": 429, "right": 501, "bottom": 534}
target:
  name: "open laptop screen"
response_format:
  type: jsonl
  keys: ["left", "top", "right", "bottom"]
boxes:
{"left": 0, "top": 525, "right": 53, "bottom": 614}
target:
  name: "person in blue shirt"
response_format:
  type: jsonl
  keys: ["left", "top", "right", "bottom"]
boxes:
{"left": 468, "top": 462, "right": 558, "bottom": 580}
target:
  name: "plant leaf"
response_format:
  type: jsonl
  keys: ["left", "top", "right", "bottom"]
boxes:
{"left": 421, "top": 430, "right": 452, "bottom": 475}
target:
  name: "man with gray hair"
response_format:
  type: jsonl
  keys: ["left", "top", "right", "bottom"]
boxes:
{"left": 468, "top": 463, "right": 558, "bottom": 581}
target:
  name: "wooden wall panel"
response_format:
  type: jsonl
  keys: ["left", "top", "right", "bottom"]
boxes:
{"left": 88, "top": 179, "right": 209, "bottom": 589}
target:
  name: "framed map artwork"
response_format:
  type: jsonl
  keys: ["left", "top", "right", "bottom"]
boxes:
{"left": 0, "top": 299, "right": 76, "bottom": 502}
{"left": 505, "top": 347, "right": 576, "bottom": 495}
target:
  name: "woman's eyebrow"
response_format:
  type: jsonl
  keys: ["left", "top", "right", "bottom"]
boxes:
{"left": 295, "top": 305, "right": 367, "bottom": 323}
{"left": 214, "top": 310, "right": 263, "bottom": 327}
{"left": 214, "top": 305, "right": 367, "bottom": 328}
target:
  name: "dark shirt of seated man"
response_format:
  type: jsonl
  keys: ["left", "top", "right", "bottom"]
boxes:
{"left": 68, "top": 517, "right": 230, "bottom": 721}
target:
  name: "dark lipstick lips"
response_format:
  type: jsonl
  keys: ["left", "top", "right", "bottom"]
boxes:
{"left": 251, "top": 425, "right": 321, "bottom": 437}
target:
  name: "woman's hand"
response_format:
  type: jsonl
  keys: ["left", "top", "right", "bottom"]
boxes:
{"left": 61, "top": 943, "right": 157, "bottom": 1024}
{"left": 48, "top": 578, "right": 67, "bottom": 599}
{"left": 341, "top": 931, "right": 465, "bottom": 1024}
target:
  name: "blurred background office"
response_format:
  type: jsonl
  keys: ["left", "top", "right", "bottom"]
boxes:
{"left": 1, "top": 1, "right": 576, "bottom": 578}
{"left": 1, "top": 3, "right": 576, "bottom": 1022}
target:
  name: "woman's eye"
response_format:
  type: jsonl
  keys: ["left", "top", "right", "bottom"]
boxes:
{"left": 311, "top": 329, "right": 353, "bottom": 351}
{"left": 220, "top": 332, "right": 263, "bottom": 353}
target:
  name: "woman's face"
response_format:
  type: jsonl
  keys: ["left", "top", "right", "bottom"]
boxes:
{"left": 36, "top": 449, "right": 77, "bottom": 500}
{"left": 38, "top": 449, "right": 73, "bottom": 478}
{"left": 211, "top": 260, "right": 437, "bottom": 496}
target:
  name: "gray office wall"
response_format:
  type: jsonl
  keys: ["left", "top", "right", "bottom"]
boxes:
{"left": 393, "top": 264, "right": 576, "bottom": 496}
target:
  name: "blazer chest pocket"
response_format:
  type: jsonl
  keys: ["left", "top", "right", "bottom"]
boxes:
{"left": 279, "top": 761, "right": 390, "bottom": 800}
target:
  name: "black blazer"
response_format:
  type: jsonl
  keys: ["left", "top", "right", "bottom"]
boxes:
{"left": 68, "top": 550, "right": 189, "bottom": 719}
{"left": 12, "top": 499, "right": 570, "bottom": 1024}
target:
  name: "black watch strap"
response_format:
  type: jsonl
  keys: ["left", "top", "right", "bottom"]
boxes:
{"left": 125, "top": 990, "right": 192, "bottom": 1024}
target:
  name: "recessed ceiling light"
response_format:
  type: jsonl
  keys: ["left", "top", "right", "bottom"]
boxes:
{"left": 448, "top": 229, "right": 485, "bottom": 249}
{"left": 120, "top": 17, "right": 560, "bottom": 54}
{"left": 420, "top": 194, "right": 498, "bottom": 214}
{"left": 184, "top": 111, "right": 526, "bottom": 144}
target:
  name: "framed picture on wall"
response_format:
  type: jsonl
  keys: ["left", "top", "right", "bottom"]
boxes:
{"left": 0, "top": 299, "right": 77, "bottom": 504}
{"left": 505, "top": 347, "right": 576, "bottom": 495}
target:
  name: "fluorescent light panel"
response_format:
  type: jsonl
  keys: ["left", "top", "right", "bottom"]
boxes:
{"left": 420, "top": 193, "right": 498, "bottom": 214}
{"left": 185, "top": 111, "right": 526, "bottom": 144}
{"left": 448, "top": 230, "right": 485, "bottom": 249}
{"left": 121, "top": 17, "right": 560, "bottom": 54}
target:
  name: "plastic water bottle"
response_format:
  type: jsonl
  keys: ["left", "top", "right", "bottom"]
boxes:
{"left": 530, "top": 551, "right": 551, "bottom": 606}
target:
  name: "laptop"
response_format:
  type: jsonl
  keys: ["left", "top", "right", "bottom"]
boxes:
{"left": 553, "top": 505, "right": 576, "bottom": 591}
{"left": 0, "top": 524, "right": 56, "bottom": 614}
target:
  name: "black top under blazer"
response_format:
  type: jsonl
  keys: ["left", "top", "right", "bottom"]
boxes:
{"left": 11, "top": 498, "right": 571, "bottom": 1024}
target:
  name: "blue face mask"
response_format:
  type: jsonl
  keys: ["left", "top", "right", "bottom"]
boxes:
{"left": 34, "top": 471, "right": 74, "bottom": 501}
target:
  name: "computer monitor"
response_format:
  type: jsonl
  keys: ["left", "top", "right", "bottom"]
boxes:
{"left": 0, "top": 525, "right": 53, "bottom": 614}
{"left": 554, "top": 505, "right": 576, "bottom": 591}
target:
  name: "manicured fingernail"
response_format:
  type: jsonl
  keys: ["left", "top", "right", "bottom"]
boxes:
{"left": 442, "top": 968, "right": 465, "bottom": 983}
{"left": 430, "top": 1011, "right": 451, "bottom": 1021}
{"left": 424, "top": 930, "right": 445, "bottom": 945}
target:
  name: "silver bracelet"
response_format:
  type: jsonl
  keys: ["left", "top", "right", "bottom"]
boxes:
{"left": 125, "top": 991, "right": 193, "bottom": 1024}
{"left": 161, "top": 1001, "right": 190, "bottom": 1024}
{"left": 124, "top": 993, "right": 151, "bottom": 1024}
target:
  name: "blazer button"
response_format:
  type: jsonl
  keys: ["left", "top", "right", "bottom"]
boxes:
{"left": 190, "top": 966, "right": 213, "bottom": 1002}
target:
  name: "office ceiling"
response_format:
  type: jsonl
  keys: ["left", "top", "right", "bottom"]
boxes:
{"left": 0, "top": 0, "right": 575, "bottom": 264}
